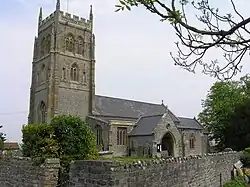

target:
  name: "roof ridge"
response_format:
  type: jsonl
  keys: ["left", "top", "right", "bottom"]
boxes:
{"left": 92, "top": 114, "right": 138, "bottom": 119}
{"left": 95, "top": 94, "right": 162, "bottom": 106}
{"left": 140, "top": 113, "right": 164, "bottom": 118}
{"left": 178, "top": 116, "right": 195, "bottom": 119}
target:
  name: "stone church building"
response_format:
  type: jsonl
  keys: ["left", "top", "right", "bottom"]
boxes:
{"left": 28, "top": 1, "right": 208, "bottom": 158}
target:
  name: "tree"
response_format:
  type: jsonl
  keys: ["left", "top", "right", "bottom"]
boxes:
{"left": 226, "top": 98, "right": 250, "bottom": 151}
{"left": 50, "top": 115, "right": 98, "bottom": 162}
{"left": 22, "top": 115, "right": 98, "bottom": 164}
{"left": 22, "top": 123, "right": 59, "bottom": 158}
{"left": 198, "top": 75, "right": 250, "bottom": 150}
{"left": 0, "top": 125, "right": 6, "bottom": 150}
{"left": 116, "top": 0, "right": 250, "bottom": 79}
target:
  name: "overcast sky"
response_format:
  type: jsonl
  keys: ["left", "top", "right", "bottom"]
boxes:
{"left": 0, "top": 0, "right": 249, "bottom": 142}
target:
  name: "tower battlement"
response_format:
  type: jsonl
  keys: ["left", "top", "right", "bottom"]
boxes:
{"left": 38, "top": 11, "right": 56, "bottom": 30}
{"left": 38, "top": 11, "right": 92, "bottom": 31}
{"left": 59, "top": 11, "right": 92, "bottom": 30}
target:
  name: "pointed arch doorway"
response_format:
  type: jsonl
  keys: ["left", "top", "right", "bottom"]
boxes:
{"left": 161, "top": 132, "right": 175, "bottom": 157}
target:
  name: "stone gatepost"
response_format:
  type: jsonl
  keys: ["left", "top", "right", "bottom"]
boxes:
{"left": 41, "top": 158, "right": 60, "bottom": 187}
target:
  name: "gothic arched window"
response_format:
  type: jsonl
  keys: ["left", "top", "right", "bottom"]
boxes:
{"left": 190, "top": 134, "right": 195, "bottom": 149}
{"left": 40, "top": 37, "right": 46, "bottom": 56}
{"left": 96, "top": 125, "right": 102, "bottom": 146}
{"left": 65, "top": 33, "right": 75, "bottom": 52}
{"left": 117, "top": 127, "right": 127, "bottom": 145}
{"left": 46, "top": 35, "right": 51, "bottom": 53}
{"left": 76, "top": 36, "right": 84, "bottom": 55}
{"left": 70, "top": 63, "right": 78, "bottom": 81}
{"left": 38, "top": 101, "right": 46, "bottom": 123}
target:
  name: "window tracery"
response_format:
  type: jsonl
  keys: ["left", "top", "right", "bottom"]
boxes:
{"left": 117, "top": 127, "right": 127, "bottom": 145}
{"left": 65, "top": 33, "right": 75, "bottom": 52}
{"left": 76, "top": 36, "right": 84, "bottom": 55}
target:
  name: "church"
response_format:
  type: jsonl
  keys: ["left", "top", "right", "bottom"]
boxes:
{"left": 28, "top": 0, "right": 208, "bottom": 158}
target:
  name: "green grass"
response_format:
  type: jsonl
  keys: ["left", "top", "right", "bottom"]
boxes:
{"left": 223, "top": 177, "right": 247, "bottom": 187}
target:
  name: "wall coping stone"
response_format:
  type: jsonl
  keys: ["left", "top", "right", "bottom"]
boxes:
{"left": 99, "top": 151, "right": 238, "bottom": 171}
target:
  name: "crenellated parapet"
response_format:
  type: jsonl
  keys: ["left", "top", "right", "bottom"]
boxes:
{"left": 59, "top": 11, "right": 92, "bottom": 30}
{"left": 38, "top": 11, "right": 56, "bottom": 31}
{"left": 38, "top": 10, "right": 92, "bottom": 32}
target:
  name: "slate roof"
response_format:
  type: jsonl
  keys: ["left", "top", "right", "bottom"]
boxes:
{"left": 176, "top": 117, "right": 204, "bottom": 130}
{"left": 129, "top": 115, "right": 204, "bottom": 136}
{"left": 129, "top": 114, "right": 163, "bottom": 136}
{"left": 93, "top": 95, "right": 179, "bottom": 122}
{"left": 91, "top": 95, "right": 203, "bottom": 132}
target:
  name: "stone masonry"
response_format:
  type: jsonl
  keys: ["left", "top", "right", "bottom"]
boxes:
{"left": 0, "top": 157, "right": 60, "bottom": 187}
{"left": 0, "top": 152, "right": 239, "bottom": 186}
{"left": 69, "top": 152, "right": 239, "bottom": 187}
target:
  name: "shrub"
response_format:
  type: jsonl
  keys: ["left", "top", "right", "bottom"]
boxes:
{"left": 50, "top": 115, "right": 98, "bottom": 163}
{"left": 22, "top": 123, "right": 59, "bottom": 158}
{"left": 241, "top": 147, "right": 250, "bottom": 167}
{"left": 22, "top": 115, "right": 98, "bottom": 165}
{"left": 223, "top": 177, "right": 247, "bottom": 187}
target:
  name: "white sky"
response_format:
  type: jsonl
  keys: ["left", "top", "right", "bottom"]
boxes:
{"left": 0, "top": 0, "right": 249, "bottom": 142}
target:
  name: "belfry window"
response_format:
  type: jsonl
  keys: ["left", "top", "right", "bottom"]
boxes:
{"left": 76, "top": 36, "right": 84, "bottom": 55}
{"left": 65, "top": 33, "right": 75, "bottom": 52}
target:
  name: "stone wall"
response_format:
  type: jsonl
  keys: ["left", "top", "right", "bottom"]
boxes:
{"left": 0, "top": 157, "right": 60, "bottom": 187}
{"left": 69, "top": 152, "right": 239, "bottom": 187}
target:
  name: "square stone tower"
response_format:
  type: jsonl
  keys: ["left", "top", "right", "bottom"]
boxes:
{"left": 28, "top": 0, "right": 95, "bottom": 124}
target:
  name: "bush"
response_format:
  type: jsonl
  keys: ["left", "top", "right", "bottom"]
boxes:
{"left": 22, "top": 123, "right": 59, "bottom": 159}
{"left": 22, "top": 115, "right": 98, "bottom": 165}
{"left": 223, "top": 177, "right": 247, "bottom": 187}
{"left": 50, "top": 115, "right": 98, "bottom": 162}
{"left": 241, "top": 147, "right": 250, "bottom": 167}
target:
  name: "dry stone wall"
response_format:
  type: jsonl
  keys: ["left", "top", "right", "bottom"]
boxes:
{"left": 69, "top": 152, "right": 239, "bottom": 187}
{"left": 0, "top": 152, "right": 239, "bottom": 187}
{"left": 0, "top": 157, "right": 60, "bottom": 187}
